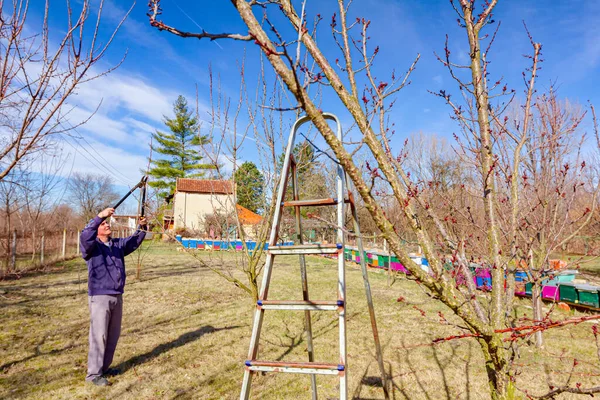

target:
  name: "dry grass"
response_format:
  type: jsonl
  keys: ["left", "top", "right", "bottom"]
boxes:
{"left": 1, "top": 242, "right": 599, "bottom": 399}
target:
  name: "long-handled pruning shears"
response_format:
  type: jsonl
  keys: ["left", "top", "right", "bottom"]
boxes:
{"left": 112, "top": 175, "right": 149, "bottom": 211}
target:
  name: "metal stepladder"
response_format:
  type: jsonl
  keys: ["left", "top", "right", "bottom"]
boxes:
{"left": 240, "top": 114, "right": 389, "bottom": 400}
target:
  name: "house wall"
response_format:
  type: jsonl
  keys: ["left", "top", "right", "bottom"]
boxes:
{"left": 110, "top": 216, "right": 137, "bottom": 233}
{"left": 242, "top": 224, "right": 257, "bottom": 240}
{"left": 173, "top": 192, "right": 234, "bottom": 231}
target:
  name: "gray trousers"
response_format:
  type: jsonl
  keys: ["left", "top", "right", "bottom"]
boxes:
{"left": 86, "top": 294, "right": 123, "bottom": 381}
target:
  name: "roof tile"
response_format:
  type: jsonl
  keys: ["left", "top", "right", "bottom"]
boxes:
{"left": 176, "top": 178, "right": 234, "bottom": 194}
{"left": 236, "top": 204, "right": 262, "bottom": 225}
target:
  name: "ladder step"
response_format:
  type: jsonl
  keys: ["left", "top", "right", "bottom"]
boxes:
{"left": 283, "top": 198, "right": 347, "bottom": 207}
{"left": 257, "top": 299, "right": 343, "bottom": 311}
{"left": 268, "top": 244, "right": 342, "bottom": 255}
{"left": 245, "top": 360, "right": 344, "bottom": 375}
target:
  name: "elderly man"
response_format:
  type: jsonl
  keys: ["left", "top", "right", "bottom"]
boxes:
{"left": 80, "top": 207, "right": 147, "bottom": 386}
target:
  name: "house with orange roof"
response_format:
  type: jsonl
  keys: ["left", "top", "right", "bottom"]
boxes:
{"left": 236, "top": 204, "right": 263, "bottom": 239}
{"left": 166, "top": 178, "right": 262, "bottom": 239}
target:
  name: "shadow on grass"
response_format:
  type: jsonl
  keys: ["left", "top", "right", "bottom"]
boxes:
{"left": 0, "top": 338, "right": 80, "bottom": 373}
{"left": 0, "top": 256, "right": 81, "bottom": 282}
{"left": 260, "top": 312, "right": 359, "bottom": 363}
{"left": 129, "top": 265, "right": 204, "bottom": 284}
{"left": 113, "top": 324, "right": 241, "bottom": 374}
{"left": 378, "top": 334, "right": 475, "bottom": 400}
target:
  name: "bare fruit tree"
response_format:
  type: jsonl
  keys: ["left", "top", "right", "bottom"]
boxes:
{"left": 148, "top": 0, "right": 600, "bottom": 398}
{"left": 0, "top": 0, "right": 131, "bottom": 181}
{"left": 68, "top": 172, "right": 120, "bottom": 222}
{"left": 181, "top": 61, "right": 287, "bottom": 302}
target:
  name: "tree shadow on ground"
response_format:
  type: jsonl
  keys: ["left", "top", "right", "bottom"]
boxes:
{"left": 0, "top": 337, "right": 81, "bottom": 372}
{"left": 385, "top": 335, "right": 475, "bottom": 400}
{"left": 127, "top": 265, "right": 206, "bottom": 285}
{"left": 113, "top": 324, "right": 241, "bottom": 374}
{"left": 259, "top": 311, "right": 359, "bottom": 362}
{"left": 349, "top": 341, "right": 393, "bottom": 400}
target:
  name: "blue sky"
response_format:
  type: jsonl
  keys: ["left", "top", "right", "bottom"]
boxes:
{"left": 30, "top": 0, "right": 600, "bottom": 200}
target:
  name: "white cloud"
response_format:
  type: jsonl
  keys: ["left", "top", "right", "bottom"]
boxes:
{"left": 65, "top": 106, "right": 130, "bottom": 142}
{"left": 74, "top": 73, "right": 177, "bottom": 123}
{"left": 122, "top": 117, "right": 160, "bottom": 134}
{"left": 63, "top": 137, "right": 147, "bottom": 185}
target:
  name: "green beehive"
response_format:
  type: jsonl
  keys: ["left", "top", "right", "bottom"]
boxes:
{"left": 378, "top": 254, "right": 390, "bottom": 269}
{"left": 576, "top": 284, "right": 600, "bottom": 308}
{"left": 559, "top": 283, "right": 578, "bottom": 304}
{"left": 525, "top": 282, "right": 532, "bottom": 296}
{"left": 556, "top": 271, "right": 577, "bottom": 282}
{"left": 543, "top": 270, "right": 578, "bottom": 286}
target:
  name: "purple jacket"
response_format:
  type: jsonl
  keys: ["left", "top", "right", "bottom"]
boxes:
{"left": 80, "top": 216, "right": 146, "bottom": 296}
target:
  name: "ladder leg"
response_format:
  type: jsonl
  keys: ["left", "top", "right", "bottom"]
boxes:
{"left": 240, "top": 307, "right": 265, "bottom": 399}
{"left": 240, "top": 252, "right": 277, "bottom": 400}
{"left": 299, "top": 253, "right": 318, "bottom": 399}
{"left": 337, "top": 162, "right": 348, "bottom": 400}
{"left": 240, "top": 369, "right": 252, "bottom": 400}
{"left": 291, "top": 162, "right": 318, "bottom": 399}
{"left": 349, "top": 191, "right": 390, "bottom": 399}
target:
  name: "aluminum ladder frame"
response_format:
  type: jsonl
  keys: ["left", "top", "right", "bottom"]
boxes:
{"left": 240, "top": 113, "right": 389, "bottom": 399}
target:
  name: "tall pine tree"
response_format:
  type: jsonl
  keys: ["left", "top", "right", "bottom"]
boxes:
{"left": 234, "top": 161, "right": 265, "bottom": 213}
{"left": 148, "top": 95, "right": 214, "bottom": 198}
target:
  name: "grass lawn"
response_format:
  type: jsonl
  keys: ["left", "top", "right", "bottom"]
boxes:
{"left": 1, "top": 242, "right": 599, "bottom": 399}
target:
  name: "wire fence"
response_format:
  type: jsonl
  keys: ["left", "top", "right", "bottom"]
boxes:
{"left": 0, "top": 229, "right": 81, "bottom": 275}
{"left": 0, "top": 224, "right": 143, "bottom": 277}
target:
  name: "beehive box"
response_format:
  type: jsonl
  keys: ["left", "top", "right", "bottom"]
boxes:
{"left": 576, "top": 284, "right": 600, "bottom": 308}
{"left": 515, "top": 271, "right": 527, "bottom": 282}
{"left": 559, "top": 283, "right": 578, "bottom": 304}
{"left": 377, "top": 254, "right": 389, "bottom": 269}
{"left": 542, "top": 285, "right": 559, "bottom": 301}
{"left": 514, "top": 281, "right": 526, "bottom": 295}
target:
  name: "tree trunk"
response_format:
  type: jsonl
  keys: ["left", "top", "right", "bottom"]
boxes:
{"left": 40, "top": 232, "right": 45, "bottom": 265}
{"left": 532, "top": 281, "right": 544, "bottom": 348}
{"left": 5, "top": 199, "right": 11, "bottom": 272}
{"left": 479, "top": 335, "right": 511, "bottom": 400}
{"left": 505, "top": 270, "right": 516, "bottom": 318}
{"left": 31, "top": 228, "right": 36, "bottom": 261}
{"left": 10, "top": 229, "right": 16, "bottom": 272}
{"left": 61, "top": 228, "right": 66, "bottom": 259}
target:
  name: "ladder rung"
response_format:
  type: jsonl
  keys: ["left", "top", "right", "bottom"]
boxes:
{"left": 283, "top": 198, "right": 342, "bottom": 207}
{"left": 268, "top": 244, "right": 342, "bottom": 255}
{"left": 257, "top": 299, "right": 343, "bottom": 311}
{"left": 245, "top": 360, "right": 344, "bottom": 375}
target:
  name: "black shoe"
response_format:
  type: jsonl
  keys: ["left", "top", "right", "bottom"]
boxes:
{"left": 90, "top": 376, "right": 110, "bottom": 386}
{"left": 103, "top": 368, "right": 121, "bottom": 377}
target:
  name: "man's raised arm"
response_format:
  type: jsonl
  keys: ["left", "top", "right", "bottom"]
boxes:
{"left": 80, "top": 208, "right": 114, "bottom": 260}
{"left": 122, "top": 216, "right": 147, "bottom": 257}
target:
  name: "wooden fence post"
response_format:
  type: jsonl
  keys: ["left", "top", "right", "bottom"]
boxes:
{"left": 62, "top": 228, "right": 66, "bottom": 259}
{"left": 10, "top": 229, "right": 16, "bottom": 271}
{"left": 41, "top": 232, "right": 45, "bottom": 264}
{"left": 76, "top": 230, "right": 80, "bottom": 255}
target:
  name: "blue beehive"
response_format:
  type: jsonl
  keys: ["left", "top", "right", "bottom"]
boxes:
{"left": 515, "top": 271, "right": 527, "bottom": 282}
